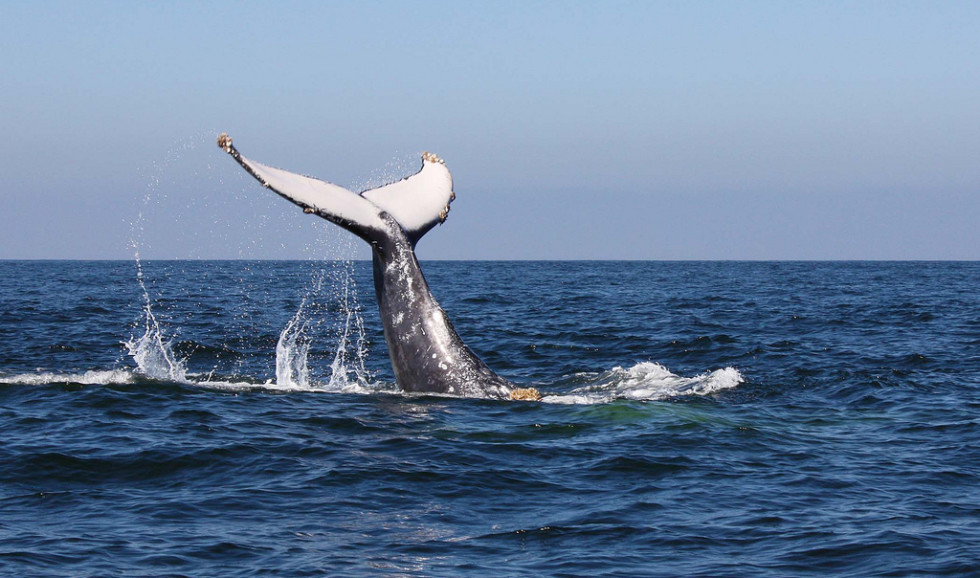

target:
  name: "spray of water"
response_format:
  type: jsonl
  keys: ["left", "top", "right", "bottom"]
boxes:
{"left": 275, "top": 290, "right": 316, "bottom": 388}
{"left": 124, "top": 254, "right": 187, "bottom": 381}
{"left": 269, "top": 221, "right": 373, "bottom": 390}
{"left": 326, "top": 260, "right": 371, "bottom": 388}
{"left": 123, "top": 139, "right": 199, "bottom": 381}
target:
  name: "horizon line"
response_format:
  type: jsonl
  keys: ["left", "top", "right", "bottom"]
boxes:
{"left": 2, "top": 258, "right": 978, "bottom": 263}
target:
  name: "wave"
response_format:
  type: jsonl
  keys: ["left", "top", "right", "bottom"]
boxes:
{"left": 0, "top": 369, "right": 137, "bottom": 386}
{"left": 541, "top": 362, "right": 743, "bottom": 404}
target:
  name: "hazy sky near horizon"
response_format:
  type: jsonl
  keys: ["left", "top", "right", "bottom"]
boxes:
{"left": 2, "top": 1, "right": 979, "bottom": 260}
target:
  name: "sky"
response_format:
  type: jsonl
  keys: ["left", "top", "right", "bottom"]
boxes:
{"left": 2, "top": 1, "right": 979, "bottom": 260}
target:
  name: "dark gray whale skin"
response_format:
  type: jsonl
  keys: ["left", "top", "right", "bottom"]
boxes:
{"left": 370, "top": 214, "right": 512, "bottom": 398}
{"left": 217, "top": 134, "right": 514, "bottom": 399}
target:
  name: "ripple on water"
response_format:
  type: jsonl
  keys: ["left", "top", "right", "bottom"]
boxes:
{"left": 2, "top": 261, "right": 980, "bottom": 576}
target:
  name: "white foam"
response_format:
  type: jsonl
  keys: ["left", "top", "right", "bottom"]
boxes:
{"left": 192, "top": 376, "right": 391, "bottom": 395}
{"left": 541, "top": 362, "right": 743, "bottom": 405}
{"left": 0, "top": 368, "right": 391, "bottom": 396}
{"left": 0, "top": 369, "right": 137, "bottom": 386}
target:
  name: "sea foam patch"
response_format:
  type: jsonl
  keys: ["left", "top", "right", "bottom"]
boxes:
{"left": 0, "top": 369, "right": 137, "bottom": 386}
{"left": 543, "top": 362, "right": 743, "bottom": 404}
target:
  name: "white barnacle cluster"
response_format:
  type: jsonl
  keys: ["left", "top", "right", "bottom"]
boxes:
{"left": 422, "top": 151, "right": 445, "bottom": 165}
{"left": 217, "top": 133, "right": 234, "bottom": 153}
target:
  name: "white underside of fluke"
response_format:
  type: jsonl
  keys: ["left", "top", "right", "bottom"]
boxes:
{"left": 361, "top": 152, "right": 454, "bottom": 235}
{"left": 222, "top": 133, "right": 454, "bottom": 241}
{"left": 241, "top": 157, "right": 387, "bottom": 230}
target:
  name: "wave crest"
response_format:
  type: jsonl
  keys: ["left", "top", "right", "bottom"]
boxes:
{"left": 543, "top": 362, "right": 742, "bottom": 404}
{"left": 0, "top": 369, "right": 136, "bottom": 386}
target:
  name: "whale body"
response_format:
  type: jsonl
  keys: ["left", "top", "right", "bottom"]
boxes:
{"left": 218, "top": 134, "right": 536, "bottom": 400}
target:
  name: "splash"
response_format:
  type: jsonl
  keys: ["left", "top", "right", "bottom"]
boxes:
{"left": 124, "top": 138, "right": 201, "bottom": 382}
{"left": 543, "top": 362, "right": 742, "bottom": 404}
{"left": 271, "top": 264, "right": 374, "bottom": 391}
{"left": 325, "top": 260, "right": 371, "bottom": 389}
{"left": 356, "top": 153, "right": 422, "bottom": 192}
{"left": 275, "top": 300, "right": 313, "bottom": 388}
{"left": 275, "top": 289, "right": 315, "bottom": 388}
{"left": 270, "top": 225, "right": 373, "bottom": 391}
{"left": 124, "top": 259, "right": 187, "bottom": 381}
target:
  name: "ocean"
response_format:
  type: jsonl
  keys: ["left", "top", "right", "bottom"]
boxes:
{"left": 1, "top": 260, "right": 978, "bottom": 576}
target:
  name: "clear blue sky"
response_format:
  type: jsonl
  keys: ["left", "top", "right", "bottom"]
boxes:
{"left": 3, "top": 1, "right": 978, "bottom": 260}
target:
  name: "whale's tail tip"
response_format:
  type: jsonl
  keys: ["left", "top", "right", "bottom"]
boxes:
{"left": 422, "top": 151, "right": 445, "bottom": 165}
{"left": 217, "top": 133, "right": 234, "bottom": 153}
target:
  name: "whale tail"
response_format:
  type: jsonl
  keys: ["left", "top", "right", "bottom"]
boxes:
{"left": 218, "top": 133, "right": 539, "bottom": 401}
{"left": 217, "top": 133, "right": 454, "bottom": 245}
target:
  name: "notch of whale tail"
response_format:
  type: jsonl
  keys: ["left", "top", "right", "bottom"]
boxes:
{"left": 216, "top": 133, "right": 455, "bottom": 246}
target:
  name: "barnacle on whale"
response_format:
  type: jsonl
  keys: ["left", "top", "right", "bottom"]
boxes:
{"left": 510, "top": 388, "right": 542, "bottom": 401}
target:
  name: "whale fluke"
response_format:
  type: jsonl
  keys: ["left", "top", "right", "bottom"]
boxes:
{"left": 218, "top": 133, "right": 539, "bottom": 400}
{"left": 216, "top": 133, "right": 454, "bottom": 246}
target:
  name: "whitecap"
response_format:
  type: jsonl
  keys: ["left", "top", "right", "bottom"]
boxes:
{"left": 0, "top": 369, "right": 138, "bottom": 386}
{"left": 541, "top": 361, "right": 743, "bottom": 404}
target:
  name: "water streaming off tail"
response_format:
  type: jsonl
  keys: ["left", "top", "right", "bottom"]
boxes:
{"left": 268, "top": 210, "right": 374, "bottom": 390}
{"left": 275, "top": 294, "right": 313, "bottom": 388}
{"left": 326, "top": 260, "right": 371, "bottom": 388}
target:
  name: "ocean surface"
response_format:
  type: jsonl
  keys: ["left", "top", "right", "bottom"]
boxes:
{"left": 1, "top": 260, "right": 978, "bottom": 576}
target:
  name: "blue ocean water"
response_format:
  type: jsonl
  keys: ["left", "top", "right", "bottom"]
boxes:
{"left": 1, "top": 260, "right": 978, "bottom": 576}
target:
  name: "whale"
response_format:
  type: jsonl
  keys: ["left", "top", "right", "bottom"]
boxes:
{"left": 217, "top": 134, "right": 540, "bottom": 401}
